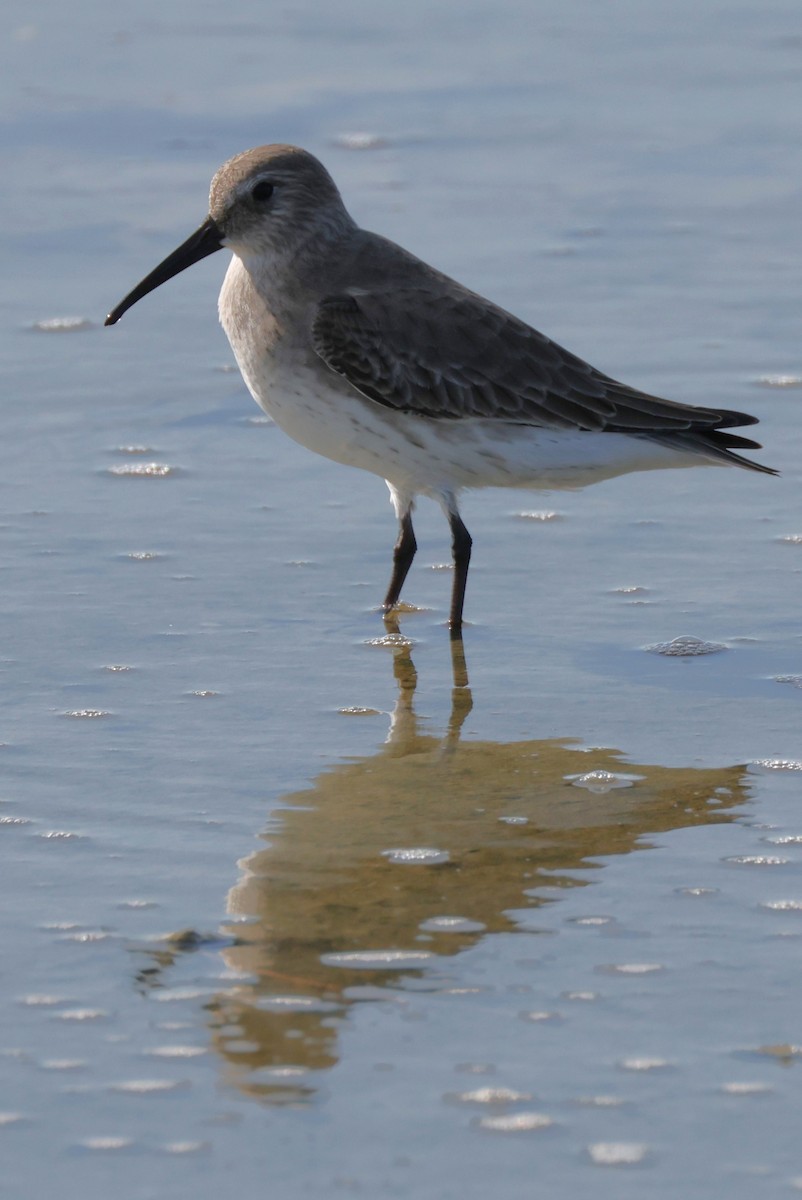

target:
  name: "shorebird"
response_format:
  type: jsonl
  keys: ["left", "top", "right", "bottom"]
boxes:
{"left": 106, "top": 144, "right": 775, "bottom": 633}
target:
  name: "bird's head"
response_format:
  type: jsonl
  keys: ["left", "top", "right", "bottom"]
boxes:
{"left": 105, "top": 144, "right": 353, "bottom": 326}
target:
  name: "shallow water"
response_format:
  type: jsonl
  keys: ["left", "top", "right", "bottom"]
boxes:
{"left": 2, "top": 0, "right": 802, "bottom": 1196}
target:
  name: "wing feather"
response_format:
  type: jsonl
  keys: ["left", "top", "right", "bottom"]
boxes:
{"left": 310, "top": 272, "right": 773, "bottom": 473}
{"left": 312, "top": 288, "right": 743, "bottom": 434}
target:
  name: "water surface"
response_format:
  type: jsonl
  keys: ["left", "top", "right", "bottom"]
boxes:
{"left": 2, "top": 1, "right": 802, "bottom": 1196}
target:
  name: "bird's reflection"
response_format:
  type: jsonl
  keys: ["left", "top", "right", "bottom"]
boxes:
{"left": 142, "top": 625, "right": 750, "bottom": 1104}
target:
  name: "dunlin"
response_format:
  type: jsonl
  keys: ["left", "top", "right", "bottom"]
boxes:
{"left": 106, "top": 144, "right": 774, "bottom": 633}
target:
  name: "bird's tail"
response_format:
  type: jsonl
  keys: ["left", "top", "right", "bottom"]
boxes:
{"left": 658, "top": 409, "right": 777, "bottom": 476}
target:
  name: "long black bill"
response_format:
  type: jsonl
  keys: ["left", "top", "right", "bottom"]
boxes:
{"left": 104, "top": 216, "right": 224, "bottom": 326}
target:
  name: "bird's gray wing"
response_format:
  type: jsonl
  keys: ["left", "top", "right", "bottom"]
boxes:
{"left": 311, "top": 286, "right": 755, "bottom": 435}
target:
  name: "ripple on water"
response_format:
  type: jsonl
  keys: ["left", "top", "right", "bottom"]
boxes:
{"left": 644, "top": 635, "right": 727, "bottom": 656}
{"left": 619, "top": 1057, "right": 672, "bottom": 1072}
{"left": 62, "top": 710, "right": 112, "bottom": 720}
{"left": 448, "top": 1086, "right": 533, "bottom": 1105}
{"left": 720, "top": 1081, "right": 773, "bottom": 1095}
{"left": 334, "top": 131, "right": 387, "bottom": 150}
{"left": 78, "top": 1137, "right": 134, "bottom": 1152}
{"left": 150, "top": 987, "right": 215, "bottom": 1003}
{"left": 364, "top": 634, "right": 415, "bottom": 648}
{"left": 753, "top": 374, "right": 802, "bottom": 388}
{"left": 588, "top": 1142, "right": 650, "bottom": 1166}
{"left": 419, "top": 916, "right": 486, "bottom": 933}
{"left": 253, "top": 1066, "right": 310, "bottom": 1081}
{"left": 598, "top": 963, "right": 664, "bottom": 976}
{"left": 514, "top": 510, "right": 563, "bottom": 521}
{"left": 254, "top": 996, "right": 340, "bottom": 1014}
{"left": 568, "top": 770, "right": 641, "bottom": 793}
{"left": 32, "top": 316, "right": 92, "bottom": 332}
{"left": 145, "top": 1045, "right": 206, "bottom": 1059}
{"left": 382, "top": 847, "right": 450, "bottom": 865}
{"left": 478, "top": 1111, "right": 554, "bottom": 1132}
{"left": 321, "top": 949, "right": 434, "bottom": 970}
{"left": 55, "top": 1008, "right": 108, "bottom": 1022}
{"left": 110, "top": 1079, "right": 187, "bottom": 1095}
{"left": 19, "top": 994, "right": 72, "bottom": 1007}
{"left": 724, "top": 855, "right": 790, "bottom": 867}
{"left": 106, "top": 463, "right": 176, "bottom": 478}
{"left": 61, "top": 930, "right": 112, "bottom": 943}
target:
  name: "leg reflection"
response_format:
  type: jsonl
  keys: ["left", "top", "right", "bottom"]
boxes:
{"left": 133, "top": 636, "right": 750, "bottom": 1105}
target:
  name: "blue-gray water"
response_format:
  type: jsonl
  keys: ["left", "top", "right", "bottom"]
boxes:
{"left": 2, "top": 1, "right": 802, "bottom": 1196}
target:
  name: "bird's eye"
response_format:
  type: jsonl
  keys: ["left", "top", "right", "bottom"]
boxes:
{"left": 251, "top": 180, "right": 275, "bottom": 203}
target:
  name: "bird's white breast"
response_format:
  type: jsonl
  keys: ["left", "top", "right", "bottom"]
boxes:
{"left": 218, "top": 256, "right": 707, "bottom": 499}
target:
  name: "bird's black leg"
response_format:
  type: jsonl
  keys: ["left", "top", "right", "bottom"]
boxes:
{"left": 447, "top": 509, "right": 472, "bottom": 635}
{"left": 382, "top": 509, "right": 417, "bottom": 612}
